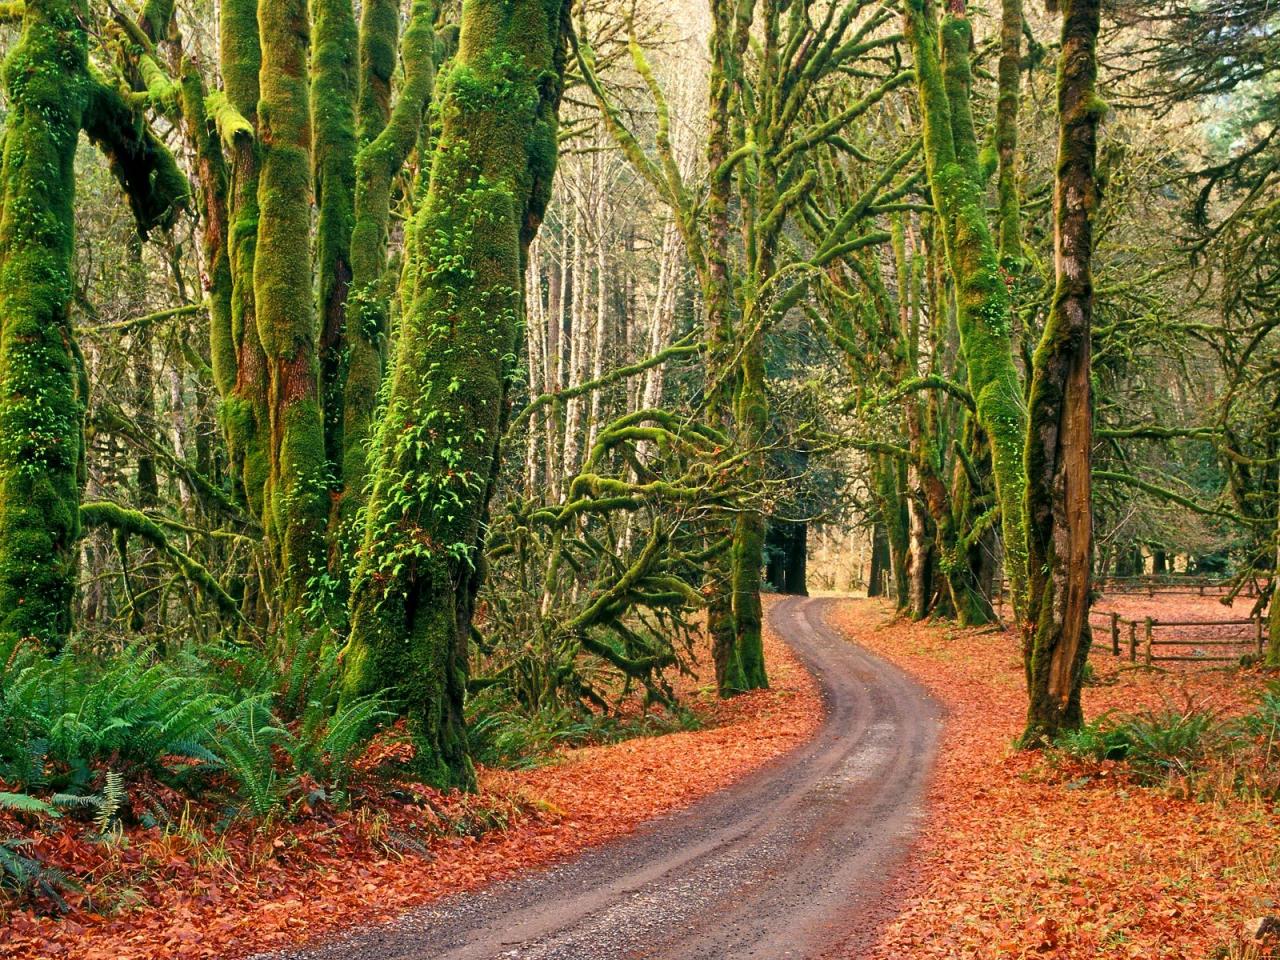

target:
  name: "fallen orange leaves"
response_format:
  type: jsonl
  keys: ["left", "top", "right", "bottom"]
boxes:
{"left": 0, "top": 602, "right": 822, "bottom": 960}
{"left": 829, "top": 597, "right": 1277, "bottom": 960}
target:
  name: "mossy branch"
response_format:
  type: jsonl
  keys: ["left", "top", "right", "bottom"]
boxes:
{"left": 76, "top": 302, "right": 205, "bottom": 335}
{"left": 1096, "top": 425, "right": 1216, "bottom": 441}
{"left": 80, "top": 502, "right": 243, "bottom": 620}
{"left": 845, "top": 438, "right": 913, "bottom": 460}
{"left": 1093, "top": 471, "right": 1258, "bottom": 525}
{"left": 89, "top": 405, "right": 245, "bottom": 519}
{"left": 883, "top": 375, "right": 976, "bottom": 411}
{"left": 205, "top": 91, "right": 255, "bottom": 150}
{"left": 776, "top": 70, "right": 914, "bottom": 165}
{"left": 83, "top": 73, "right": 190, "bottom": 236}
{"left": 512, "top": 333, "right": 703, "bottom": 431}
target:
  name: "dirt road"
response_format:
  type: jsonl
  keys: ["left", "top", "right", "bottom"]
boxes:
{"left": 261, "top": 596, "right": 941, "bottom": 960}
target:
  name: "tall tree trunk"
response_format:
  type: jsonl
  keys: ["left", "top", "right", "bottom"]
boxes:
{"left": 342, "top": 0, "right": 571, "bottom": 787}
{"left": 784, "top": 522, "right": 807, "bottom": 596}
{"left": 728, "top": 314, "right": 769, "bottom": 690}
{"left": 340, "top": 0, "right": 439, "bottom": 523}
{"left": 905, "top": 0, "right": 1028, "bottom": 623}
{"left": 254, "top": 0, "right": 328, "bottom": 606}
{"left": 872, "top": 453, "right": 911, "bottom": 609}
{"left": 312, "top": 0, "right": 358, "bottom": 480}
{"left": 218, "top": 0, "right": 270, "bottom": 531}
{"left": 952, "top": 420, "right": 998, "bottom": 623}
{"left": 0, "top": 0, "right": 184, "bottom": 650}
{"left": 868, "top": 521, "right": 890, "bottom": 597}
{"left": 1268, "top": 520, "right": 1280, "bottom": 666}
{"left": 561, "top": 209, "right": 588, "bottom": 481}
{"left": 1021, "top": 0, "right": 1101, "bottom": 745}
{"left": 704, "top": 0, "right": 754, "bottom": 696}
{"left": 996, "top": 0, "right": 1023, "bottom": 266}
{"left": 906, "top": 478, "right": 933, "bottom": 619}
{"left": 128, "top": 237, "right": 160, "bottom": 631}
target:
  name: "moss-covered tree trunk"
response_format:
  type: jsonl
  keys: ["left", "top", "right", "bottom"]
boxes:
{"left": 339, "top": 0, "right": 439, "bottom": 528}
{"left": 0, "top": 0, "right": 184, "bottom": 650}
{"left": 996, "top": 0, "right": 1023, "bottom": 266}
{"left": 341, "top": 0, "right": 570, "bottom": 787}
{"left": 1021, "top": 0, "right": 1102, "bottom": 745}
{"left": 905, "top": 0, "right": 1028, "bottom": 623}
{"left": 1269, "top": 524, "right": 1280, "bottom": 666}
{"left": 311, "top": 0, "right": 358, "bottom": 481}
{"left": 216, "top": 0, "right": 271, "bottom": 540}
{"left": 873, "top": 454, "right": 911, "bottom": 609}
{"left": 703, "top": 0, "right": 759, "bottom": 695}
{"left": 728, "top": 317, "right": 768, "bottom": 690}
{"left": 867, "top": 521, "right": 890, "bottom": 596}
{"left": 951, "top": 419, "right": 999, "bottom": 624}
{"left": 254, "top": 0, "right": 328, "bottom": 606}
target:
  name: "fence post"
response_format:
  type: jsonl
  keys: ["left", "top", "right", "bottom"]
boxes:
{"left": 1110, "top": 612, "right": 1120, "bottom": 657}
{"left": 1257, "top": 615, "right": 1265, "bottom": 658}
{"left": 1144, "top": 618, "right": 1154, "bottom": 665}
{"left": 1128, "top": 621, "right": 1137, "bottom": 662}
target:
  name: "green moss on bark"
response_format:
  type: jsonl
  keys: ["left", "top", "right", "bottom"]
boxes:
{"left": 1269, "top": 570, "right": 1280, "bottom": 667}
{"left": 218, "top": 0, "right": 270, "bottom": 525}
{"left": 342, "top": 0, "right": 571, "bottom": 787}
{"left": 0, "top": 0, "right": 186, "bottom": 650}
{"left": 0, "top": 0, "right": 87, "bottom": 649}
{"left": 906, "top": 0, "right": 1028, "bottom": 622}
{"left": 340, "top": 0, "right": 440, "bottom": 530}
{"left": 1020, "top": 0, "right": 1101, "bottom": 746}
{"left": 254, "top": 0, "right": 328, "bottom": 604}
{"left": 312, "top": 0, "right": 358, "bottom": 480}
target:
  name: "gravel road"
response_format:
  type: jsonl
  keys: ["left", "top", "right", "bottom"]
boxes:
{"left": 258, "top": 596, "right": 942, "bottom": 960}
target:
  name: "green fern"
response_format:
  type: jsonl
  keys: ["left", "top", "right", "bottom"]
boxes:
{"left": 0, "top": 791, "right": 77, "bottom": 911}
{"left": 213, "top": 697, "right": 290, "bottom": 819}
{"left": 0, "top": 792, "right": 60, "bottom": 818}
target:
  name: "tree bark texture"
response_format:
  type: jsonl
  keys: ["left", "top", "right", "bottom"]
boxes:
{"left": 1021, "top": 0, "right": 1101, "bottom": 744}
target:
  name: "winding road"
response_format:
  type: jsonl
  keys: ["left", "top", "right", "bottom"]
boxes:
{"left": 262, "top": 596, "right": 942, "bottom": 960}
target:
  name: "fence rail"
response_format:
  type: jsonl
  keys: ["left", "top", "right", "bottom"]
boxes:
{"left": 1091, "top": 609, "right": 1265, "bottom": 665}
{"left": 1096, "top": 575, "right": 1260, "bottom": 598}
{"left": 993, "top": 575, "right": 1260, "bottom": 608}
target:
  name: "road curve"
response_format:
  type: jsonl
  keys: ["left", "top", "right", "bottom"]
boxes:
{"left": 260, "top": 596, "right": 942, "bottom": 960}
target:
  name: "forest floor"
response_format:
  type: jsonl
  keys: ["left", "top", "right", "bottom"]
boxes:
{"left": 8, "top": 593, "right": 1274, "bottom": 960}
{"left": 832, "top": 594, "right": 1279, "bottom": 960}
{"left": 0, "top": 607, "right": 822, "bottom": 960}
{"left": 248, "top": 595, "right": 939, "bottom": 960}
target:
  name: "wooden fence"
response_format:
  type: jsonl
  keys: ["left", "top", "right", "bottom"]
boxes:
{"left": 1091, "top": 610, "right": 1266, "bottom": 665}
{"left": 1096, "top": 575, "right": 1260, "bottom": 598}
{"left": 995, "top": 575, "right": 1260, "bottom": 609}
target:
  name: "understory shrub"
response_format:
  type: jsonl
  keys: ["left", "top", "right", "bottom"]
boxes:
{"left": 0, "top": 639, "right": 387, "bottom": 821}
{"left": 466, "top": 685, "right": 700, "bottom": 769}
{"left": 1053, "top": 682, "right": 1280, "bottom": 801}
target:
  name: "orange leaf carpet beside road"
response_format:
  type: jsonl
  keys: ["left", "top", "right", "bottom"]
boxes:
{"left": 829, "top": 598, "right": 1277, "bottom": 960}
{"left": 0, "top": 604, "right": 822, "bottom": 960}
